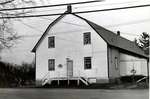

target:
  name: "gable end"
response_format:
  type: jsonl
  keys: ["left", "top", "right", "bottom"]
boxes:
{"left": 31, "top": 13, "right": 67, "bottom": 52}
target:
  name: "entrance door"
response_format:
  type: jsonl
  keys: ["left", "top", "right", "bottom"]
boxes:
{"left": 66, "top": 58, "right": 73, "bottom": 77}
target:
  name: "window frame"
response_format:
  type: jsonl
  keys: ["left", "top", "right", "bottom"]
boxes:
{"left": 48, "top": 36, "right": 55, "bottom": 48}
{"left": 48, "top": 59, "right": 55, "bottom": 71}
{"left": 84, "top": 57, "right": 92, "bottom": 69}
{"left": 83, "top": 32, "right": 91, "bottom": 45}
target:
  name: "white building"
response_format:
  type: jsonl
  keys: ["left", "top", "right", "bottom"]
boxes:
{"left": 32, "top": 8, "right": 148, "bottom": 86}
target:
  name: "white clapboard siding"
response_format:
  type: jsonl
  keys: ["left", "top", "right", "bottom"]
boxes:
{"left": 120, "top": 53, "right": 147, "bottom": 76}
{"left": 36, "top": 14, "right": 108, "bottom": 82}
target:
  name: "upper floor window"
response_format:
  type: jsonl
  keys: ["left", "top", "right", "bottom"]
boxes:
{"left": 48, "top": 59, "right": 55, "bottom": 71}
{"left": 48, "top": 36, "right": 55, "bottom": 48}
{"left": 83, "top": 32, "right": 91, "bottom": 45}
{"left": 84, "top": 57, "right": 92, "bottom": 69}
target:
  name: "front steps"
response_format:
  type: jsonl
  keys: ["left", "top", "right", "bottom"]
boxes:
{"left": 42, "top": 77, "right": 90, "bottom": 87}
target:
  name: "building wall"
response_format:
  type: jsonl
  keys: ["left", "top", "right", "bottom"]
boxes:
{"left": 35, "top": 14, "right": 108, "bottom": 85}
{"left": 108, "top": 47, "right": 148, "bottom": 84}
{"left": 108, "top": 47, "right": 120, "bottom": 82}
{"left": 119, "top": 53, "right": 148, "bottom": 76}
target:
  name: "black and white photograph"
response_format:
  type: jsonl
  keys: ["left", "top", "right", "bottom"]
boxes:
{"left": 0, "top": 0, "right": 149, "bottom": 99}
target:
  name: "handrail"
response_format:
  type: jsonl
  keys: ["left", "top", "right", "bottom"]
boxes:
{"left": 136, "top": 76, "right": 148, "bottom": 83}
{"left": 78, "top": 70, "right": 89, "bottom": 85}
{"left": 42, "top": 72, "right": 50, "bottom": 82}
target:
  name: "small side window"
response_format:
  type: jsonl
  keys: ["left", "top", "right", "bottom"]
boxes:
{"left": 48, "top": 36, "right": 55, "bottom": 48}
{"left": 83, "top": 32, "right": 91, "bottom": 45}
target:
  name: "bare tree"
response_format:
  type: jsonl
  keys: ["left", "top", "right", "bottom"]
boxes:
{"left": 0, "top": 0, "right": 36, "bottom": 50}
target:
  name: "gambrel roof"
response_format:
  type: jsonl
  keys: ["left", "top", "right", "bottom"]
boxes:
{"left": 32, "top": 13, "right": 148, "bottom": 58}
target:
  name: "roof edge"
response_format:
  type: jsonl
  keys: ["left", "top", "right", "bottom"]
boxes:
{"left": 72, "top": 14, "right": 148, "bottom": 59}
{"left": 31, "top": 13, "right": 149, "bottom": 59}
{"left": 31, "top": 12, "right": 68, "bottom": 53}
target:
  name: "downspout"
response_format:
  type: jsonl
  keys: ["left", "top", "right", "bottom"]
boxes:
{"left": 146, "top": 58, "right": 149, "bottom": 87}
{"left": 147, "top": 58, "right": 149, "bottom": 77}
{"left": 107, "top": 44, "right": 110, "bottom": 80}
{"left": 35, "top": 51, "right": 37, "bottom": 86}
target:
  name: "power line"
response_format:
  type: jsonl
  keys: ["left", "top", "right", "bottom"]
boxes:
{"left": 0, "top": 0, "right": 104, "bottom": 11}
{"left": 113, "top": 31, "right": 140, "bottom": 36}
{"left": 121, "top": 33, "right": 140, "bottom": 36}
{"left": 17, "top": 17, "right": 149, "bottom": 38}
{"left": 17, "top": 19, "right": 141, "bottom": 39}
{"left": 0, "top": 4, "right": 150, "bottom": 19}
{"left": 16, "top": 17, "right": 88, "bottom": 35}
{"left": 40, "top": 17, "right": 88, "bottom": 28}
{"left": 23, "top": 32, "right": 140, "bottom": 37}
{"left": 0, "top": 12, "right": 64, "bottom": 19}
{"left": 105, "top": 19, "right": 150, "bottom": 28}
{"left": 31, "top": 0, "right": 139, "bottom": 13}
{"left": 19, "top": 26, "right": 140, "bottom": 38}
{"left": 11, "top": 12, "right": 148, "bottom": 38}
{"left": 33, "top": 8, "right": 66, "bottom": 13}
{"left": 39, "top": 16, "right": 150, "bottom": 28}
{"left": 74, "top": 0, "right": 140, "bottom": 9}
{"left": 19, "top": 20, "right": 43, "bottom": 32}
{"left": 75, "top": 4, "right": 150, "bottom": 14}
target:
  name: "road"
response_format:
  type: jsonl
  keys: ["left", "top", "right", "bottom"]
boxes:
{"left": 0, "top": 88, "right": 148, "bottom": 99}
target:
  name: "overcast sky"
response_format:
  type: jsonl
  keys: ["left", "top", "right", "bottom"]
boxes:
{"left": 1, "top": 0, "right": 150, "bottom": 65}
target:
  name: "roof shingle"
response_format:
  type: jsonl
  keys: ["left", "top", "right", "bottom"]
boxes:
{"left": 84, "top": 19, "right": 148, "bottom": 58}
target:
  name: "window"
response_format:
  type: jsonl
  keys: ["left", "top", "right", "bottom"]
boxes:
{"left": 83, "top": 32, "right": 91, "bottom": 45}
{"left": 48, "top": 59, "right": 55, "bottom": 71}
{"left": 48, "top": 36, "right": 55, "bottom": 48}
{"left": 84, "top": 57, "right": 92, "bottom": 69}
{"left": 115, "top": 57, "right": 118, "bottom": 69}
